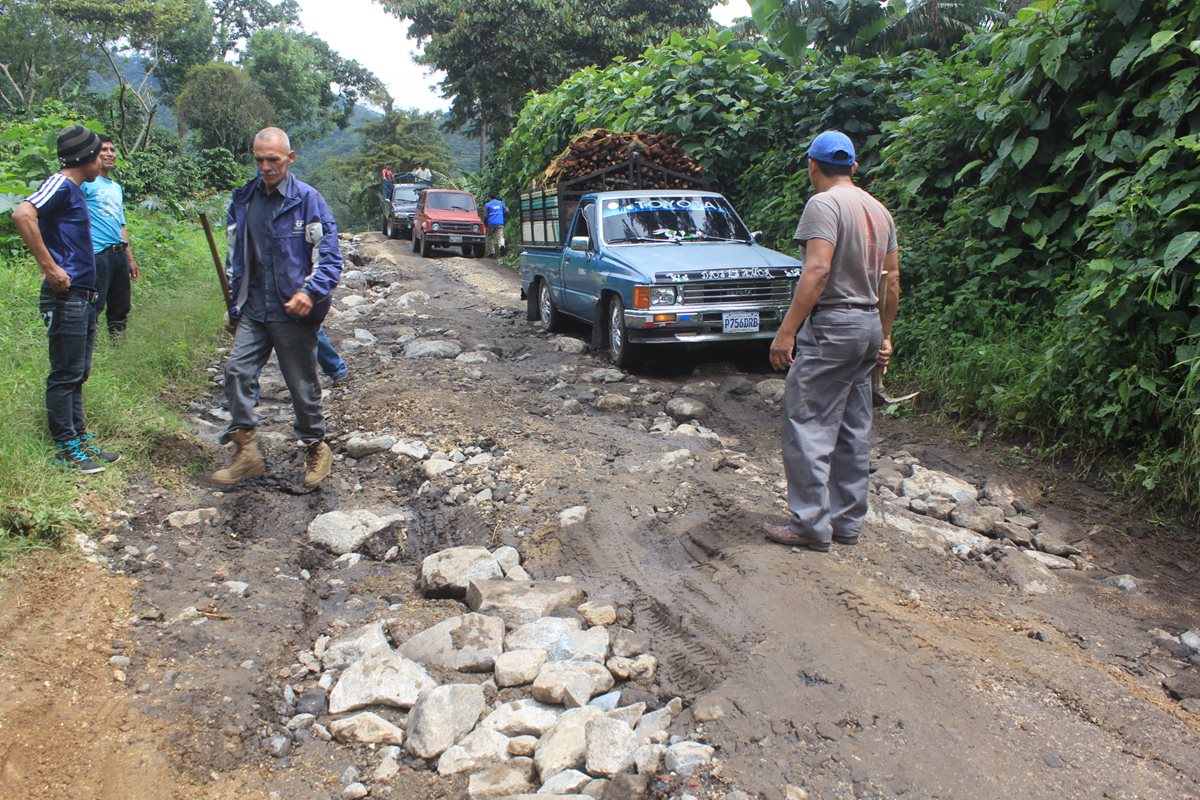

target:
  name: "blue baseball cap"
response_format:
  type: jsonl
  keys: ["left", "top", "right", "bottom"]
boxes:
{"left": 807, "top": 130, "right": 856, "bottom": 166}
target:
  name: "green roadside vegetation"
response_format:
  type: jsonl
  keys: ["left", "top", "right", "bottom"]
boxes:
{"left": 484, "top": 0, "right": 1200, "bottom": 512}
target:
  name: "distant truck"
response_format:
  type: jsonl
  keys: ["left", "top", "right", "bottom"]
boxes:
{"left": 519, "top": 155, "right": 801, "bottom": 367}
{"left": 381, "top": 182, "right": 425, "bottom": 240}
{"left": 412, "top": 188, "right": 486, "bottom": 258}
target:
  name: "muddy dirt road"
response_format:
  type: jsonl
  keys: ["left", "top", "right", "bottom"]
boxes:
{"left": 3, "top": 233, "right": 1199, "bottom": 800}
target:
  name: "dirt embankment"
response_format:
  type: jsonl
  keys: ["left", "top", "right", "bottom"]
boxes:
{"left": 2, "top": 232, "right": 1199, "bottom": 800}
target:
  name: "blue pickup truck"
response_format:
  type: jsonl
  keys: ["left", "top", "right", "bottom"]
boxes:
{"left": 520, "top": 185, "right": 802, "bottom": 367}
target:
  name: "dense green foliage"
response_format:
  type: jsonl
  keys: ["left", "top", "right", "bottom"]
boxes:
{"left": 376, "top": 0, "right": 714, "bottom": 141}
{"left": 490, "top": 0, "right": 1200, "bottom": 507}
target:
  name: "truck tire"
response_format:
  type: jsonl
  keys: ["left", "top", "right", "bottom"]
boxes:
{"left": 420, "top": 234, "right": 432, "bottom": 258}
{"left": 537, "top": 280, "right": 564, "bottom": 333}
{"left": 382, "top": 215, "right": 389, "bottom": 236}
{"left": 462, "top": 244, "right": 475, "bottom": 258}
{"left": 411, "top": 230, "right": 419, "bottom": 253}
{"left": 608, "top": 295, "right": 640, "bottom": 368}
{"left": 385, "top": 217, "right": 396, "bottom": 239}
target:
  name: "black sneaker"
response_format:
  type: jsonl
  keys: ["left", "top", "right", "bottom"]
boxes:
{"left": 81, "top": 432, "right": 121, "bottom": 464}
{"left": 54, "top": 438, "right": 106, "bottom": 474}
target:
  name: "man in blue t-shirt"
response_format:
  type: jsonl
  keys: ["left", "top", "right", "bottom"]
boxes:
{"left": 484, "top": 192, "right": 508, "bottom": 257}
{"left": 83, "top": 136, "right": 140, "bottom": 336}
{"left": 12, "top": 125, "right": 121, "bottom": 473}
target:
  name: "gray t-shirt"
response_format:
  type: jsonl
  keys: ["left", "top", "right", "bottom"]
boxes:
{"left": 793, "top": 184, "right": 897, "bottom": 306}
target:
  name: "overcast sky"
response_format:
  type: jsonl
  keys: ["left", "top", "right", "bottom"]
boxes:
{"left": 298, "top": 1, "right": 753, "bottom": 114}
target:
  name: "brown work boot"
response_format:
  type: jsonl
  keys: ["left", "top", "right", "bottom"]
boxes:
{"left": 211, "top": 428, "right": 265, "bottom": 485}
{"left": 304, "top": 440, "right": 332, "bottom": 488}
{"left": 762, "top": 521, "right": 830, "bottom": 552}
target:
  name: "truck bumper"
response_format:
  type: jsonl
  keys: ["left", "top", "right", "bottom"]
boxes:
{"left": 623, "top": 303, "right": 791, "bottom": 344}
{"left": 426, "top": 234, "right": 485, "bottom": 246}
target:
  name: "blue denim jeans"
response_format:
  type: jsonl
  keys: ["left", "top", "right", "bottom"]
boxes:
{"left": 317, "top": 327, "right": 347, "bottom": 379}
{"left": 40, "top": 286, "right": 98, "bottom": 443}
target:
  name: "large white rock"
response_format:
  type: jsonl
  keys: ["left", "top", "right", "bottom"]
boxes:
{"left": 465, "top": 579, "right": 587, "bottom": 625}
{"left": 329, "top": 712, "right": 405, "bottom": 746}
{"left": 345, "top": 434, "right": 397, "bottom": 458}
{"left": 577, "top": 602, "right": 617, "bottom": 627}
{"left": 532, "top": 662, "right": 597, "bottom": 708}
{"left": 585, "top": 716, "right": 638, "bottom": 777}
{"left": 505, "top": 618, "right": 608, "bottom": 663}
{"left": 405, "top": 339, "right": 463, "bottom": 359}
{"left": 467, "top": 765, "right": 534, "bottom": 799}
{"left": 755, "top": 379, "right": 786, "bottom": 403}
{"left": 478, "top": 699, "right": 562, "bottom": 736}
{"left": 865, "top": 501, "right": 989, "bottom": 553}
{"left": 634, "top": 743, "right": 665, "bottom": 774}
{"left": 534, "top": 706, "right": 607, "bottom": 778}
{"left": 421, "top": 546, "right": 503, "bottom": 597}
{"left": 328, "top": 647, "right": 437, "bottom": 714}
{"left": 559, "top": 506, "right": 588, "bottom": 528}
{"left": 494, "top": 649, "right": 547, "bottom": 688}
{"left": 307, "top": 509, "right": 409, "bottom": 556}
{"left": 665, "top": 397, "right": 709, "bottom": 421}
{"left": 633, "top": 707, "right": 674, "bottom": 743}
{"left": 664, "top": 741, "right": 714, "bottom": 776}
{"left": 398, "top": 613, "right": 505, "bottom": 672}
{"left": 406, "top": 683, "right": 486, "bottom": 758}
{"left": 422, "top": 458, "right": 459, "bottom": 478}
{"left": 322, "top": 621, "right": 391, "bottom": 670}
{"left": 900, "top": 465, "right": 979, "bottom": 505}
{"left": 538, "top": 769, "right": 592, "bottom": 794}
{"left": 437, "top": 727, "right": 512, "bottom": 775}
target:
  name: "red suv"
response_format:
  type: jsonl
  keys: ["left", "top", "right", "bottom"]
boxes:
{"left": 412, "top": 189, "right": 486, "bottom": 258}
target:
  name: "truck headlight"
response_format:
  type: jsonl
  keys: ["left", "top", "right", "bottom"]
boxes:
{"left": 432, "top": 223, "right": 442, "bottom": 231}
{"left": 473, "top": 225, "right": 481, "bottom": 233}
{"left": 650, "top": 286, "right": 677, "bottom": 306}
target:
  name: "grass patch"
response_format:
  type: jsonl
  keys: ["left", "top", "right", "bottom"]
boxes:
{"left": 0, "top": 210, "right": 226, "bottom": 559}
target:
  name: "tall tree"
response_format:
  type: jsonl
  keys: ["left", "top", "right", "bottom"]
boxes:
{"left": 375, "top": 0, "right": 714, "bottom": 142}
{"left": 176, "top": 62, "right": 273, "bottom": 152}
{"left": 0, "top": 0, "right": 94, "bottom": 111}
{"left": 242, "top": 28, "right": 384, "bottom": 147}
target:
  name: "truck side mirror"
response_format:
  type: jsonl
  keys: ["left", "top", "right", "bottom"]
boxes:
{"left": 568, "top": 236, "right": 591, "bottom": 252}
{"left": 750, "top": 231, "right": 765, "bottom": 244}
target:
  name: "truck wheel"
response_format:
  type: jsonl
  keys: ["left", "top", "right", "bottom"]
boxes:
{"left": 411, "top": 230, "right": 419, "bottom": 252}
{"left": 385, "top": 217, "right": 396, "bottom": 239}
{"left": 382, "top": 216, "right": 389, "bottom": 236}
{"left": 420, "top": 234, "right": 432, "bottom": 258}
{"left": 462, "top": 244, "right": 475, "bottom": 258}
{"left": 608, "top": 295, "right": 640, "bottom": 368}
{"left": 537, "top": 280, "right": 564, "bottom": 333}
{"left": 475, "top": 243, "right": 487, "bottom": 258}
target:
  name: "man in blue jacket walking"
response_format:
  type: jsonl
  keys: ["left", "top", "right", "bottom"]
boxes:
{"left": 212, "top": 127, "right": 342, "bottom": 489}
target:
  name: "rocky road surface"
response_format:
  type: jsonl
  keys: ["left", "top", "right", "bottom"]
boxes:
{"left": 3, "top": 232, "right": 1200, "bottom": 800}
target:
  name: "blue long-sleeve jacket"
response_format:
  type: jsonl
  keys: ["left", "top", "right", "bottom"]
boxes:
{"left": 226, "top": 173, "right": 342, "bottom": 325}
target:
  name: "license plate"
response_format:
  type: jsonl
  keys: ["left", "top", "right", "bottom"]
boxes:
{"left": 448, "top": 235, "right": 463, "bottom": 243}
{"left": 723, "top": 311, "right": 760, "bottom": 333}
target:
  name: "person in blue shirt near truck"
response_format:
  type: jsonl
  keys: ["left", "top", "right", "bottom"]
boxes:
{"left": 12, "top": 125, "right": 122, "bottom": 472}
{"left": 484, "top": 192, "right": 508, "bottom": 257}
{"left": 83, "top": 136, "right": 140, "bottom": 337}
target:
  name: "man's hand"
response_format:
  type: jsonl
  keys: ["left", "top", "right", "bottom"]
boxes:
{"left": 878, "top": 337, "right": 893, "bottom": 368}
{"left": 44, "top": 264, "right": 71, "bottom": 293}
{"left": 284, "top": 291, "right": 314, "bottom": 318}
{"left": 223, "top": 311, "right": 237, "bottom": 335}
{"left": 129, "top": 257, "right": 141, "bottom": 282}
{"left": 769, "top": 329, "right": 795, "bottom": 371}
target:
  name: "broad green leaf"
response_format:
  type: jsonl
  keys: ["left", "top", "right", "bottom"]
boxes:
{"left": 955, "top": 160, "right": 985, "bottom": 181}
{"left": 1163, "top": 231, "right": 1200, "bottom": 270}
{"left": 987, "top": 205, "right": 1012, "bottom": 229}
{"left": 1149, "top": 30, "right": 1179, "bottom": 54}
{"left": 1010, "top": 137, "right": 1039, "bottom": 169}
{"left": 1111, "top": 39, "right": 1146, "bottom": 78}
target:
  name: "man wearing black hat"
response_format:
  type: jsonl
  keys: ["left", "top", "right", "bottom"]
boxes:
{"left": 12, "top": 124, "right": 122, "bottom": 473}
{"left": 763, "top": 130, "right": 901, "bottom": 552}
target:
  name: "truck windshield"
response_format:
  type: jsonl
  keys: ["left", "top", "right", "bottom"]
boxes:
{"left": 392, "top": 187, "right": 421, "bottom": 203}
{"left": 601, "top": 196, "right": 750, "bottom": 244}
{"left": 425, "top": 192, "right": 476, "bottom": 211}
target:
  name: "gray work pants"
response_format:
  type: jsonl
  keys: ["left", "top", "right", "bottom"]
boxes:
{"left": 781, "top": 307, "right": 881, "bottom": 543}
{"left": 223, "top": 317, "right": 325, "bottom": 444}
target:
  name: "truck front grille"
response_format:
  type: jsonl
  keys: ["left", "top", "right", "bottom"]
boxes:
{"left": 440, "top": 222, "right": 478, "bottom": 233}
{"left": 679, "top": 280, "right": 794, "bottom": 305}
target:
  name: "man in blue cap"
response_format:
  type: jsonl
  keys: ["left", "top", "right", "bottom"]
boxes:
{"left": 764, "top": 130, "right": 901, "bottom": 552}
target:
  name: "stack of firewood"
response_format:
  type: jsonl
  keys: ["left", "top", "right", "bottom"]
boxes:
{"left": 539, "top": 129, "right": 704, "bottom": 190}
